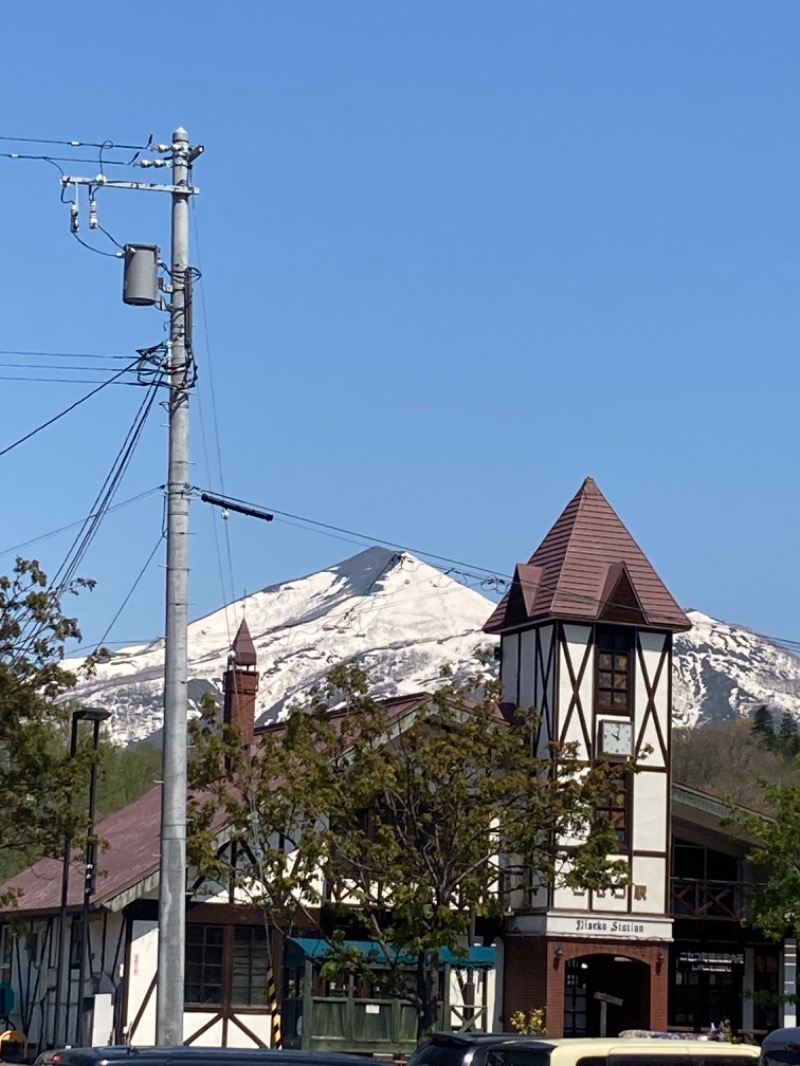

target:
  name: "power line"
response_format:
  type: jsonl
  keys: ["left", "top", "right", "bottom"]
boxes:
{"left": 0, "top": 487, "right": 163, "bottom": 559}
{"left": 191, "top": 201, "right": 237, "bottom": 629}
{"left": 0, "top": 134, "right": 151, "bottom": 151}
{"left": 94, "top": 533, "right": 166, "bottom": 652}
{"left": 196, "top": 489, "right": 500, "bottom": 578}
{"left": 49, "top": 373, "right": 164, "bottom": 592}
{"left": 194, "top": 487, "right": 800, "bottom": 656}
{"left": 0, "top": 350, "right": 132, "bottom": 360}
{"left": 0, "top": 362, "right": 139, "bottom": 373}
{"left": 0, "top": 360, "right": 141, "bottom": 458}
{"left": 0, "top": 376, "right": 152, "bottom": 385}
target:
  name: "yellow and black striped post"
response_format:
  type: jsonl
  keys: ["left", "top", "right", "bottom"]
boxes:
{"left": 267, "top": 967, "right": 282, "bottom": 1048}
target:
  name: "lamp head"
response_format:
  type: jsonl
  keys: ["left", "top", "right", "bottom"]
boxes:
{"left": 72, "top": 707, "right": 112, "bottom": 723}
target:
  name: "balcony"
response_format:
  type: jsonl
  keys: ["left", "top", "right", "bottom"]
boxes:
{"left": 670, "top": 878, "right": 760, "bottom": 921}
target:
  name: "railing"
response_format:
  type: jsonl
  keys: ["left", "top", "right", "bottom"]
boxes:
{"left": 670, "top": 878, "right": 761, "bottom": 920}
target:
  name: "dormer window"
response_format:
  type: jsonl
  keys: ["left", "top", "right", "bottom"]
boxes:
{"left": 596, "top": 627, "right": 632, "bottom": 713}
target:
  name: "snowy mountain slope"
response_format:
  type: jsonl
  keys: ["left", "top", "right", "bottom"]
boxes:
{"left": 65, "top": 547, "right": 497, "bottom": 743}
{"left": 64, "top": 547, "right": 800, "bottom": 742}
{"left": 673, "top": 611, "right": 800, "bottom": 727}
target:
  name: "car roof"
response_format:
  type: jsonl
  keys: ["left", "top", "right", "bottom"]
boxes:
{"left": 420, "top": 1035, "right": 759, "bottom": 1053}
{"left": 51, "top": 1051, "right": 368, "bottom": 1064}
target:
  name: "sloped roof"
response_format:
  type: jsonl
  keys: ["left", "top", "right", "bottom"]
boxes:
{"left": 0, "top": 785, "right": 165, "bottom": 916}
{"left": 485, "top": 477, "right": 691, "bottom": 634}
{"left": 0, "top": 692, "right": 447, "bottom": 917}
{"left": 231, "top": 618, "right": 257, "bottom": 667}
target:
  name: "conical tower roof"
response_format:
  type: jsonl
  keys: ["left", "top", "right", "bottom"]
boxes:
{"left": 231, "top": 617, "right": 257, "bottom": 666}
{"left": 484, "top": 477, "right": 691, "bottom": 634}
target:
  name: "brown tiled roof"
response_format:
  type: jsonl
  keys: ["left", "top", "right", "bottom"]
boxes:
{"left": 485, "top": 477, "right": 691, "bottom": 634}
{"left": 232, "top": 618, "right": 257, "bottom": 667}
{"left": 0, "top": 786, "right": 165, "bottom": 916}
{"left": 2, "top": 692, "right": 467, "bottom": 917}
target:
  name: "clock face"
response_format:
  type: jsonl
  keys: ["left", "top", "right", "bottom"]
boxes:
{"left": 600, "top": 720, "right": 632, "bottom": 757}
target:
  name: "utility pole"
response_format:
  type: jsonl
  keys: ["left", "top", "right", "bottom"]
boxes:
{"left": 157, "top": 125, "right": 192, "bottom": 1046}
{"left": 59, "top": 126, "right": 201, "bottom": 1046}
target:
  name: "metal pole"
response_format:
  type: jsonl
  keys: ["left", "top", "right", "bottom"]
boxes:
{"left": 75, "top": 718, "right": 102, "bottom": 1046}
{"left": 54, "top": 713, "right": 80, "bottom": 1048}
{"left": 156, "top": 125, "right": 192, "bottom": 1046}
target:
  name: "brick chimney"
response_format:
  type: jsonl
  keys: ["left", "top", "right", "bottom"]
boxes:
{"left": 222, "top": 618, "right": 258, "bottom": 747}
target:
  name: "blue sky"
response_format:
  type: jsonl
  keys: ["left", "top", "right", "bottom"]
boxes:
{"left": 1, "top": 1, "right": 798, "bottom": 651}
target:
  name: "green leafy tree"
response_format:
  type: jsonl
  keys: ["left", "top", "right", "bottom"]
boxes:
{"left": 0, "top": 558, "right": 95, "bottom": 900}
{"left": 189, "top": 664, "right": 629, "bottom": 1041}
{"left": 672, "top": 718, "right": 796, "bottom": 810}
{"left": 726, "top": 780, "right": 800, "bottom": 942}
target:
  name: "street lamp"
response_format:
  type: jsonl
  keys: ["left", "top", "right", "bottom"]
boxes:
{"left": 52, "top": 707, "right": 111, "bottom": 1048}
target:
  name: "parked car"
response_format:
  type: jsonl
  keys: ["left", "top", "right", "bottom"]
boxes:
{"left": 760, "top": 1027, "right": 800, "bottom": 1066}
{"left": 34, "top": 1049, "right": 368, "bottom": 1066}
{"left": 407, "top": 1033, "right": 762, "bottom": 1066}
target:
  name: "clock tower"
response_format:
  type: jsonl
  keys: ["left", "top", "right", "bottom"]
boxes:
{"left": 485, "top": 477, "right": 692, "bottom": 1036}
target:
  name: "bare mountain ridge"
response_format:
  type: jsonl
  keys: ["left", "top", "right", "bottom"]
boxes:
{"left": 63, "top": 547, "right": 800, "bottom": 743}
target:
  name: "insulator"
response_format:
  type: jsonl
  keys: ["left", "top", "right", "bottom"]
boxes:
{"left": 70, "top": 202, "right": 79, "bottom": 234}
{"left": 89, "top": 200, "right": 98, "bottom": 229}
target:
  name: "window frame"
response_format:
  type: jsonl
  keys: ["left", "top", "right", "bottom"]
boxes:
{"left": 595, "top": 626, "right": 634, "bottom": 716}
{"left": 184, "top": 921, "right": 271, "bottom": 1012}
{"left": 597, "top": 771, "right": 631, "bottom": 850}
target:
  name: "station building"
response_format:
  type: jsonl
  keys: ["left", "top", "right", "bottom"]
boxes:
{"left": 0, "top": 479, "right": 792, "bottom": 1051}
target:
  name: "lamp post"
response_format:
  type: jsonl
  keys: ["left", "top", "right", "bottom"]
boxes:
{"left": 52, "top": 707, "right": 110, "bottom": 1049}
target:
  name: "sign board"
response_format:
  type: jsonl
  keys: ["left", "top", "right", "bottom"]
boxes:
{"left": 511, "top": 912, "right": 673, "bottom": 941}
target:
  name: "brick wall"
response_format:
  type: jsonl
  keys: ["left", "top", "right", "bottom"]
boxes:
{"left": 503, "top": 937, "right": 668, "bottom": 1037}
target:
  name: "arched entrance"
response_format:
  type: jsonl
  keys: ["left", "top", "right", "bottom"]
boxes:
{"left": 564, "top": 954, "right": 651, "bottom": 1036}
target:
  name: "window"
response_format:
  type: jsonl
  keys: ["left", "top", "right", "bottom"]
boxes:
{"left": 231, "top": 926, "right": 268, "bottom": 1007}
{"left": 596, "top": 629, "right": 632, "bottom": 713}
{"left": 598, "top": 774, "right": 630, "bottom": 848}
{"left": 564, "top": 959, "right": 588, "bottom": 1036}
{"left": 487, "top": 1052, "right": 550, "bottom": 1066}
{"left": 185, "top": 924, "right": 224, "bottom": 1005}
{"left": 753, "top": 949, "right": 780, "bottom": 1031}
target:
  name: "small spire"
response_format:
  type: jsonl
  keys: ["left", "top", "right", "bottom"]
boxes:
{"left": 232, "top": 618, "right": 257, "bottom": 667}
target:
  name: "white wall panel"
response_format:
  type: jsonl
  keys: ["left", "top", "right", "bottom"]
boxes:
{"left": 228, "top": 1014, "right": 271, "bottom": 1047}
{"left": 184, "top": 1014, "right": 223, "bottom": 1045}
{"left": 632, "top": 773, "right": 668, "bottom": 853}
{"left": 519, "top": 630, "right": 535, "bottom": 710}
{"left": 631, "top": 856, "right": 666, "bottom": 914}
{"left": 127, "top": 920, "right": 159, "bottom": 1043}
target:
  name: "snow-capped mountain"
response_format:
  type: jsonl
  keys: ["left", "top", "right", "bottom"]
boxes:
{"left": 673, "top": 611, "right": 800, "bottom": 727}
{"left": 66, "top": 547, "right": 497, "bottom": 744}
{"left": 64, "top": 546, "right": 800, "bottom": 743}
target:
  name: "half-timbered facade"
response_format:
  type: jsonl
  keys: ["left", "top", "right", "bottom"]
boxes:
{"left": 486, "top": 477, "right": 690, "bottom": 1036}
{"left": 0, "top": 479, "right": 795, "bottom": 1050}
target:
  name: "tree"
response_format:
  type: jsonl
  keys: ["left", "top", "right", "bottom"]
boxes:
{"left": 726, "top": 780, "right": 800, "bottom": 943}
{"left": 750, "top": 705, "right": 775, "bottom": 746}
{"left": 778, "top": 711, "right": 800, "bottom": 757}
{"left": 189, "top": 664, "right": 629, "bottom": 1041}
{"left": 0, "top": 558, "right": 95, "bottom": 899}
{"left": 672, "top": 718, "right": 796, "bottom": 810}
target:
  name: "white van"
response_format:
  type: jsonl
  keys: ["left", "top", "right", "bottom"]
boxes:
{"left": 407, "top": 1033, "right": 761, "bottom": 1066}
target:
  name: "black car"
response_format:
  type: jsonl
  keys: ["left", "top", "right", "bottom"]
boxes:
{"left": 35, "top": 1049, "right": 369, "bottom": 1066}
{"left": 407, "top": 1032, "right": 548, "bottom": 1066}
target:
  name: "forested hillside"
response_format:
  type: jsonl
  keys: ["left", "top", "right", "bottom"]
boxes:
{"left": 672, "top": 706, "right": 800, "bottom": 809}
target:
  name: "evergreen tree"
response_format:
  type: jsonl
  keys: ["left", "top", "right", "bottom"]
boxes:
{"left": 750, "top": 704, "right": 775, "bottom": 746}
{"left": 778, "top": 711, "right": 800, "bottom": 757}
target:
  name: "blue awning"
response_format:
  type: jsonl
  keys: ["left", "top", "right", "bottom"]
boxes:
{"left": 289, "top": 937, "right": 496, "bottom": 970}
